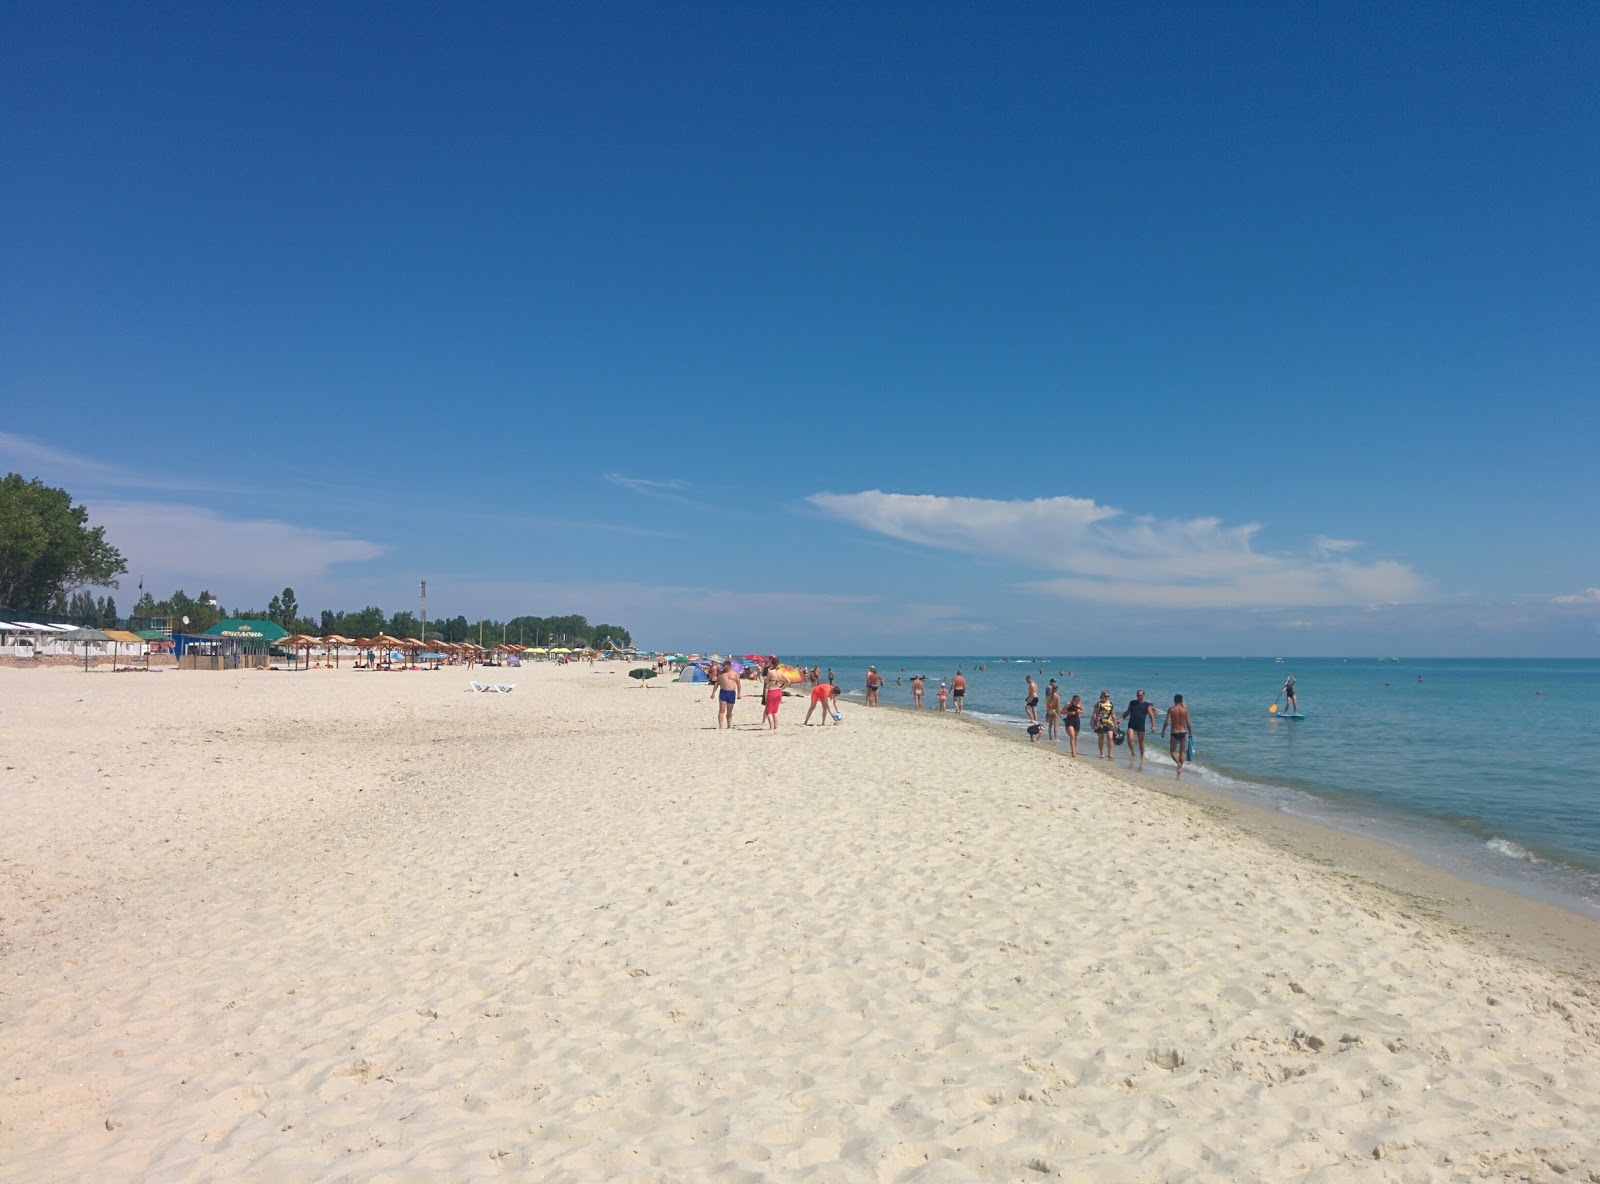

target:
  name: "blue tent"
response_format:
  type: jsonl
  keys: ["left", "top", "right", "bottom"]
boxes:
{"left": 679, "top": 663, "right": 708, "bottom": 683}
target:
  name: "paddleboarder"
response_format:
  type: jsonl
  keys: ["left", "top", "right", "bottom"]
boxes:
{"left": 1283, "top": 673, "right": 1298, "bottom": 716}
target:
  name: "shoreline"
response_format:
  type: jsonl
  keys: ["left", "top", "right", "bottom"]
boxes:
{"left": 853, "top": 692, "right": 1600, "bottom": 983}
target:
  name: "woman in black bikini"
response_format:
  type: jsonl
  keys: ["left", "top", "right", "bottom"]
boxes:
{"left": 1062, "top": 693, "right": 1082, "bottom": 755}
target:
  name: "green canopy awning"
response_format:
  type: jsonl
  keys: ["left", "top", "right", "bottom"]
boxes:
{"left": 202, "top": 618, "right": 289, "bottom": 641}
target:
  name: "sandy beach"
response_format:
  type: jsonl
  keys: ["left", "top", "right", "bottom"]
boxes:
{"left": 3, "top": 662, "right": 1598, "bottom": 1182}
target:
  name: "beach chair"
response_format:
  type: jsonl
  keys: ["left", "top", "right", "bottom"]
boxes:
{"left": 468, "top": 681, "right": 515, "bottom": 693}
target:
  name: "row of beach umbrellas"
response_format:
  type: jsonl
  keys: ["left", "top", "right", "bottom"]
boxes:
{"left": 271, "top": 635, "right": 589, "bottom": 666}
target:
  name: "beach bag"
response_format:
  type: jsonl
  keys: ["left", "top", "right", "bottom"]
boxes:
{"left": 1113, "top": 727, "right": 1126, "bottom": 746}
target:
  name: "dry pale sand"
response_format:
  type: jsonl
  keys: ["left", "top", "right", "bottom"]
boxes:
{"left": 2, "top": 662, "right": 1598, "bottom": 1183}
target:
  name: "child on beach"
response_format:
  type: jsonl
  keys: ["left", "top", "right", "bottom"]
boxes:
{"left": 937, "top": 682, "right": 948, "bottom": 712}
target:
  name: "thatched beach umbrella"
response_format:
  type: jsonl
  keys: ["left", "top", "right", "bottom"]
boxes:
{"left": 321, "top": 634, "right": 354, "bottom": 667}
{"left": 278, "top": 634, "right": 321, "bottom": 671}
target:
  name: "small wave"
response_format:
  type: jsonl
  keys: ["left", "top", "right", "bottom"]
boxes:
{"left": 1484, "top": 837, "right": 1543, "bottom": 864}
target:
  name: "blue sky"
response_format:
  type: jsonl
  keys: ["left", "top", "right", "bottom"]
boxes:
{"left": 3, "top": 2, "right": 1597, "bottom": 655}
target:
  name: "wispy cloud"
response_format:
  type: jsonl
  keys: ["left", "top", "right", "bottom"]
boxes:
{"left": 1554, "top": 587, "right": 1600, "bottom": 605}
{"left": 602, "top": 470, "right": 755, "bottom": 521}
{"left": 807, "top": 490, "right": 1431, "bottom": 609}
{"left": 88, "top": 501, "right": 386, "bottom": 598}
{"left": 1312, "top": 535, "right": 1361, "bottom": 557}
{"left": 605, "top": 472, "right": 690, "bottom": 497}
{"left": 0, "top": 432, "right": 250, "bottom": 495}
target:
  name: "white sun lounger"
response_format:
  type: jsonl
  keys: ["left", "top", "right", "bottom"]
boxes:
{"left": 468, "top": 681, "right": 515, "bottom": 693}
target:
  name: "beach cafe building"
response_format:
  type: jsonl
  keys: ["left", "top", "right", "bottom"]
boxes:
{"left": 174, "top": 618, "right": 288, "bottom": 670}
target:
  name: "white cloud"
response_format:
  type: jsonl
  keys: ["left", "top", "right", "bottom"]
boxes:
{"left": 808, "top": 490, "right": 1431, "bottom": 610}
{"left": 89, "top": 501, "right": 386, "bottom": 600}
{"left": 1554, "top": 587, "right": 1600, "bottom": 605}
{"left": 1312, "top": 535, "right": 1361, "bottom": 557}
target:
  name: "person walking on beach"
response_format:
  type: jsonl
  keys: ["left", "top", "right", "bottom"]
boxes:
{"left": 715, "top": 663, "right": 741, "bottom": 730}
{"left": 911, "top": 674, "right": 925, "bottom": 710}
{"left": 1091, "top": 691, "right": 1117, "bottom": 760}
{"left": 1161, "top": 694, "right": 1192, "bottom": 780}
{"left": 762, "top": 661, "right": 788, "bottom": 730}
{"left": 937, "top": 681, "right": 948, "bottom": 711}
{"left": 1024, "top": 675, "right": 1039, "bottom": 723}
{"left": 1283, "top": 673, "right": 1298, "bottom": 715}
{"left": 952, "top": 671, "right": 967, "bottom": 713}
{"left": 1120, "top": 689, "right": 1157, "bottom": 768}
{"left": 1062, "top": 693, "right": 1083, "bottom": 756}
{"left": 865, "top": 666, "right": 883, "bottom": 707}
{"left": 1044, "top": 680, "right": 1061, "bottom": 742}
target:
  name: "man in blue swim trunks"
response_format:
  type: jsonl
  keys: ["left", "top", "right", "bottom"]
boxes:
{"left": 715, "top": 663, "right": 741, "bottom": 730}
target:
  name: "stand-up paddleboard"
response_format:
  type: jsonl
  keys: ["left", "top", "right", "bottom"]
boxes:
{"left": 1277, "top": 712, "right": 1305, "bottom": 720}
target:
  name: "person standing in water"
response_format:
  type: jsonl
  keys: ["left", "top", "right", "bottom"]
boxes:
{"left": 1024, "top": 674, "right": 1039, "bottom": 723}
{"left": 1120, "top": 689, "right": 1158, "bottom": 768}
{"left": 1062, "top": 694, "right": 1082, "bottom": 756}
{"left": 1091, "top": 691, "right": 1117, "bottom": 760}
{"left": 951, "top": 671, "right": 967, "bottom": 713}
{"left": 1283, "top": 673, "right": 1298, "bottom": 715}
{"left": 1044, "top": 679, "right": 1060, "bottom": 742}
{"left": 1162, "top": 694, "right": 1192, "bottom": 780}
{"left": 911, "top": 674, "right": 925, "bottom": 710}
{"left": 865, "top": 666, "right": 883, "bottom": 707}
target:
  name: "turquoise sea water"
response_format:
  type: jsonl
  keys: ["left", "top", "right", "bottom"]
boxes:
{"left": 787, "top": 656, "right": 1600, "bottom": 918}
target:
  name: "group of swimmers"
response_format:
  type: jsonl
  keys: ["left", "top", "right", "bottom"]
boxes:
{"left": 902, "top": 671, "right": 968, "bottom": 713}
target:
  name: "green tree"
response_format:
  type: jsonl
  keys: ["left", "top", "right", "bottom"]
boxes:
{"left": 0, "top": 474, "right": 127, "bottom": 611}
{"left": 279, "top": 587, "right": 298, "bottom": 625}
{"left": 344, "top": 605, "right": 387, "bottom": 636}
{"left": 590, "top": 624, "right": 633, "bottom": 649}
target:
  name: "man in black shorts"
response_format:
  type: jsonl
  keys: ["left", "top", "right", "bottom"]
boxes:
{"left": 951, "top": 671, "right": 967, "bottom": 713}
{"left": 1120, "top": 689, "right": 1158, "bottom": 767}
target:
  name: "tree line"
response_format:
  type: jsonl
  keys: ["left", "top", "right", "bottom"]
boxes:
{"left": 125, "top": 587, "right": 633, "bottom": 649}
{"left": 0, "top": 472, "right": 632, "bottom": 648}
